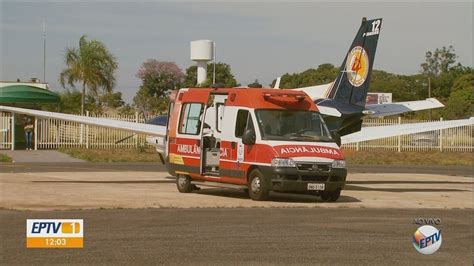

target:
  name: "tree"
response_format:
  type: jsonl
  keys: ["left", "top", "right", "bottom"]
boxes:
{"left": 247, "top": 79, "right": 263, "bottom": 88}
{"left": 59, "top": 35, "right": 118, "bottom": 115}
{"left": 442, "top": 74, "right": 474, "bottom": 119}
{"left": 369, "top": 71, "right": 426, "bottom": 102}
{"left": 183, "top": 62, "right": 238, "bottom": 88}
{"left": 134, "top": 59, "right": 184, "bottom": 114}
{"left": 43, "top": 89, "right": 97, "bottom": 114}
{"left": 57, "top": 90, "right": 82, "bottom": 114}
{"left": 99, "top": 91, "right": 125, "bottom": 109}
{"left": 420, "top": 46, "right": 459, "bottom": 76}
{"left": 273, "top": 64, "right": 338, "bottom": 89}
{"left": 133, "top": 88, "right": 170, "bottom": 114}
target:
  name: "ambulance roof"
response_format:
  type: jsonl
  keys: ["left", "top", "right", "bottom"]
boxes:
{"left": 180, "top": 87, "right": 318, "bottom": 111}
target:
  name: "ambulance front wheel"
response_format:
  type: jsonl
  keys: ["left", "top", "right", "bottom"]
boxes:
{"left": 248, "top": 169, "right": 270, "bottom": 201}
{"left": 321, "top": 189, "right": 341, "bottom": 202}
{"left": 176, "top": 175, "right": 193, "bottom": 193}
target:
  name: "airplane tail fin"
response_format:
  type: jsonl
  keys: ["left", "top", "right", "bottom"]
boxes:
{"left": 326, "top": 17, "right": 382, "bottom": 107}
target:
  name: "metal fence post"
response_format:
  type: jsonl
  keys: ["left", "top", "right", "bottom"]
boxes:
{"left": 439, "top": 117, "right": 443, "bottom": 152}
{"left": 135, "top": 112, "right": 139, "bottom": 148}
{"left": 34, "top": 117, "right": 38, "bottom": 150}
{"left": 56, "top": 123, "right": 60, "bottom": 147}
{"left": 79, "top": 112, "right": 83, "bottom": 145}
{"left": 397, "top": 116, "right": 401, "bottom": 152}
{"left": 11, "top": 113, "right": 15, "bottom": 151}
{"left": 86, "top": 111, "right": 90, "bottom": 149}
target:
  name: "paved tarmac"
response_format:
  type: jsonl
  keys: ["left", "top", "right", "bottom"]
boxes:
{"left": 1, "top": 162, "right": 472, "bottom": 176}
{"left": 1, "top": 165, "right": 472, "bottom": 210}
{"left": 0, "top": 208, "right": 471, "bottom": 265}
{"left": 1, "top": 162, "right": 472, "bottom": 264}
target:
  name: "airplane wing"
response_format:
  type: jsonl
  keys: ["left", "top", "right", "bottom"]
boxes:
{"left": 294, "top": 82, "right": 332, "bottom": 100}
{"left": 365, "top": 98, "right": 444, "bottom": 117}
{"left": 0, "top": 106, "right": 167, "bottom": 137}
{"left": 317, "top": 106, "right": 342, "bottom": 117}
{"left": 273, "top": 77, "right": 281, "bottom": 89}
{"left": 3, "top": 105, "right": 471, "bottom": 149}
{"left": 342, "top": 117, "right": 474, "bottom": 144}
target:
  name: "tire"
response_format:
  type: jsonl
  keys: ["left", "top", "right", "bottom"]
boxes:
{"left": 321, "top": 189, "right": 341, "bottom": 202}
{"left": 176, "top": 175, "right": 193, "bottom": 193}
{"left": 248, "top": 169, "right": 270, "bottom": 201}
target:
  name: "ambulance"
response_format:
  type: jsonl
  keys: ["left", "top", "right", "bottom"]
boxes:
{"left": 166, "top": 87, "right": 346, "bottom": 201}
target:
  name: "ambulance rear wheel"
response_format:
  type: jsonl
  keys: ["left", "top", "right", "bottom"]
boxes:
{"left": 248, "top": 169, "right": 270, "bottom": 201}
{"left": 176, "top": 175, "right": 193, "bottom": 193}
{"left": 321, "top": 189, "right": 341, "bottom": 202}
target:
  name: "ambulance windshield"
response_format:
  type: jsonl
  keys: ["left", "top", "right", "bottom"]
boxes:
{"left": 255, "top": 109, "right": 333, "bottom": 142}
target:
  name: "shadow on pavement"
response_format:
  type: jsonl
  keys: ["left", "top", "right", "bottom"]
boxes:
{"left": 195, "top": 188, "right": 361, "bottom": 203}
{"left": 33, "top": 180, "right": 174, "bottom": 184}
{"left": 348, "top": 180, "right": 474, "bottom": 185}
{"left": 345, "top": 185, "right": 469, "bottom": 192}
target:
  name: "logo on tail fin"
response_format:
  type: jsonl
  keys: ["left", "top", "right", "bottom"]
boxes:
{"left": 346, "top": 46, "right": 369, "bottom": 87}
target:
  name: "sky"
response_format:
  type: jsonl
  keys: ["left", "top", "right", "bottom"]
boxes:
{"left": 1, "top": 1, "right": 472, "bottom": 103}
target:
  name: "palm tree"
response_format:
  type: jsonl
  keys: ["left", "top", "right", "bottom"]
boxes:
{"left": 60, "top": 35, "right": 118, "bottom": 115}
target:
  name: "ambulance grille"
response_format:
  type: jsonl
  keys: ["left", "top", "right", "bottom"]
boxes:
{"left": 301, "top": 175, "right": 329, "bottom": 182}
{"left": 284, "top": 175, "right": 298, "bottom": 180}
{"left": 296, "top": 163, "right": 330, "bottom": 172}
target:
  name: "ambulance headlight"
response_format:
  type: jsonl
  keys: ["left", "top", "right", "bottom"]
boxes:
{"left": 271, "top": 158, "right": 296, "bottom": 168}
{"left": 331, "top": 160, "right": 346, "bottom": 169}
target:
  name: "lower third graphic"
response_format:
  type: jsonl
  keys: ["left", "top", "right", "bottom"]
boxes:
{"left": 26, "top": 219, "right": 84, "bottom": 248}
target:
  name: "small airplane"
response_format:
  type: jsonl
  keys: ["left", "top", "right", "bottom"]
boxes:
{"left": 274, "top": 17, "right": 445, "bottom": 138}
{"left": 0, "top": 17, "right": 472, "bottom": 159}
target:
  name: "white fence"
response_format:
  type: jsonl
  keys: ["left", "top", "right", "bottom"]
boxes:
{"left": 36, "top": 112, "right": 149, "bottom": 149}
{"left": 0, "top": 111, "right": 150, "bottom": 150}
{"left": 342, "top": 117, "right": 473, "bottom": 152}
{"left": 0, "top": 112, "right": 473, "bottom": 152}
{"left": 0, "top": 113, "right": 13, "bottom": 150}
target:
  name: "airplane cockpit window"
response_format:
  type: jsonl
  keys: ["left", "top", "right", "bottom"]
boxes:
{"left": 145, "top": 115, "right": 168, "bottom": 126}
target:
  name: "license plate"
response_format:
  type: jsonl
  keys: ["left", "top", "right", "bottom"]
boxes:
{"left": 307, "top": 183, "right": 325, "bottom": 191}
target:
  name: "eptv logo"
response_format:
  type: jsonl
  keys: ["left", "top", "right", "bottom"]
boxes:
{"left": 26, "top": 219, "right": 83, "bottom": 248}
{"left": 412, "top": 225, "right": 442, "bottom": 255}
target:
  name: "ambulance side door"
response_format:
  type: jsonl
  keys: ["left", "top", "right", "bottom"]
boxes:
{"left": 219, "top": 107, "right": 256, "bottom": 181}
{"left": 234, "top": 109, "right": 257, "bottom": 164}
{"left": 172, "top": 102, "right": 205, "bottom": 174}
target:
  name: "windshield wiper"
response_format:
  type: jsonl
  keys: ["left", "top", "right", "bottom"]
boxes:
{"left": 299, "top": 134, "right": 334, "bottom": 142}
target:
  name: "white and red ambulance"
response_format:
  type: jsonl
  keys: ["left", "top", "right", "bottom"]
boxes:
{"left": 165, "top": 88, "right": 346, "bottom": 201}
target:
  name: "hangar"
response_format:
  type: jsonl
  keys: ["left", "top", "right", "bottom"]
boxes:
{"left": 0, "top": 81, "right": 60, "bottom": 150}
{"left": 0, "top": 81, "right": 59, "bottom": 103}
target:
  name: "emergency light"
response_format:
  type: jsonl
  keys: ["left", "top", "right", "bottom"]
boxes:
{"left": 262, "top": 92, "right": 306, "bottom": 102}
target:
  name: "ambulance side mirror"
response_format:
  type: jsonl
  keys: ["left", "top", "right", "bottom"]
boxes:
{"left": 332, "top": 132, "right": 342, "bottom": 147}
{"left": 242, "top": 129, "right": 256, "bottom": 145}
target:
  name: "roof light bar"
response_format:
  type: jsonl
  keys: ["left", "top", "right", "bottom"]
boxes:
{"left": 263, "top": 92, "right": 306, "bottom": 102}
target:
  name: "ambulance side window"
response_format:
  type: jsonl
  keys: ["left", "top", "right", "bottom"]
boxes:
{"left": 235, "top": 110, "right": 254, "bottom": 138}
{"left": 179, "top": 103, "right": 203, "bottom": 135}
{"left": 216, "top": 103, "right": 224, "bottom": 133}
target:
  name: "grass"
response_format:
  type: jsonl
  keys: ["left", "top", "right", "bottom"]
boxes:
{"left": 0, "top": 154, "right": 12, "bottom": 163}
{"left": 59, "top": 147, "right": 162, "bottom": 163}
{"left": 342, "top": 149, "right": 473, "bottom": 166}
{"left": 60, "top": 147, "right": 472, "bottom": 166}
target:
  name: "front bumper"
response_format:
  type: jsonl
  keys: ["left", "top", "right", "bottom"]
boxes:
{"left": 260, "top": 164, "right": 347, "bottom": 194}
